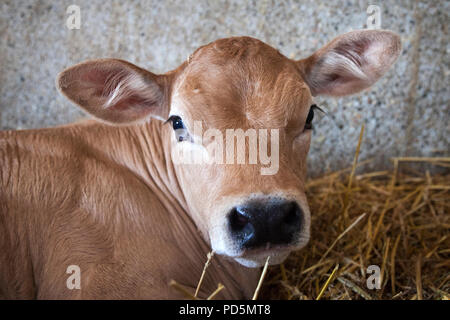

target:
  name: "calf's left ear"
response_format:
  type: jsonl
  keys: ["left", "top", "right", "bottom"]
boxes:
{"left": 57, "top": 59, "right": 172, "bottom": 124}
{"left": 297, "top": 30, "right": 401, "bottom": 96}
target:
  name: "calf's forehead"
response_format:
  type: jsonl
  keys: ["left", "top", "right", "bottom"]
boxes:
{"left": 172, "top": 37, "right": 311, "bottom": 129}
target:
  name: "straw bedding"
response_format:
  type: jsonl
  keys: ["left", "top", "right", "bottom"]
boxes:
{"left": 261, "top": 159, "right": 450, "bottom": 300}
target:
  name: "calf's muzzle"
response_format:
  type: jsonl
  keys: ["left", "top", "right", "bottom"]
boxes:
{"left": 228, "top": 198, "right": 303, "bottom": 249}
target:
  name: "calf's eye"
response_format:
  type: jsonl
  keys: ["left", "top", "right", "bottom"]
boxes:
{"left": 304, "top": 105, "right": 315, "bottom": 130}
{"left": 171, "top": 116, "right": 184, "bottom": 130}
{"left": 167, "top": 115, "right": 188, "bottom": 142}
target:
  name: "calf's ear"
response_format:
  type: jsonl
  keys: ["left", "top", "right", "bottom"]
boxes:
{"left": 297, "top": 30, "right": 401, "bottom": 96}
{"left": 57, "top": 59, "right": 171, "bottom": 124}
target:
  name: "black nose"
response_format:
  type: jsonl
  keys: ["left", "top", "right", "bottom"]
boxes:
{"left": 228, "top": 199, "right": 303, "bottom": 249}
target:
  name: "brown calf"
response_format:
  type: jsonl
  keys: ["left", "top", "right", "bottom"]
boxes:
{"left": 0, "top": 30, "right": 401, "bottom": 299}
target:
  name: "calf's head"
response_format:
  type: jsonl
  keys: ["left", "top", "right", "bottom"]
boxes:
{"left": 58, "top": 30, "right": 401, "bottom": 267}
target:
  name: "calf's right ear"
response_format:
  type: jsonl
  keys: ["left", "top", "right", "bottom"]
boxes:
{"left": 57, "top": 59, "right": 172, "bottom": 124}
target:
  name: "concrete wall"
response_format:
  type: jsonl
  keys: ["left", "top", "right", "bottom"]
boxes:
{"left": 1, "top": 0, "right": 448, "bottom": 176}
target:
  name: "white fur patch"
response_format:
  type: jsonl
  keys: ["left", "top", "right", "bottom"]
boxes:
{"left": 322, "top": 51, "right": 368, "bottom": 80}
{"left": 103, "top": 72, "right": 161, "bottom": 109}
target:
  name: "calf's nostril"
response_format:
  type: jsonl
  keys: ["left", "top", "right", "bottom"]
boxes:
{"left": 229, "top": 207, "right": 250, "bottom": 231}
{"left": 283, "top": 201, "right": 301, "bottom": 225}
{"left": 229, "top": 207, "right": 255, "bottom": 245}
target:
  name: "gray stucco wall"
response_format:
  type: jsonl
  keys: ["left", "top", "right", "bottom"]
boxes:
{"left": 1, "top": 0, "right": 448, "bottom": 176}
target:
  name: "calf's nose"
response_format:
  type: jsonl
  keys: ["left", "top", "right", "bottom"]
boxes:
{"left": 228, "top": 199, "right": 303, "bottom": 249}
